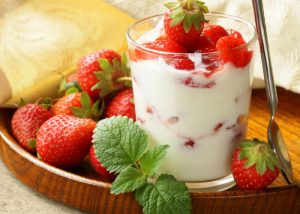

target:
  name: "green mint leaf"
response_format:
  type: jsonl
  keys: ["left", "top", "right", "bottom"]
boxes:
{"left": 135, "top": 174, "right": 192, "bottom": 214}
{"left": 111, "top": 167, "right": 146, "bottom": 194}
{"left": 140, "top": 145, "right": 169, "bottom": 177}
{"left": 92, "top": 116, "right": 148, "bottom": 173}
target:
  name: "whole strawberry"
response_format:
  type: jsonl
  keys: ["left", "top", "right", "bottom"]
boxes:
{"left": 164, "top": 0, "right": 209, "bottom": 47}
{"left": 11, "top": 104, "right": 52, "bottom": 153}
{"left": 36, "top": 115, "right": 96, "bottom": 168}
{"left": 77, "top": 49, "right": 124, "bottom": 99}
{"left": 51, "top": 92, "right": 101, "bottom": 120}
{"left": 231, "top": 139, "right": 280, "bottom": 190}
{"left": 105, "top": 88, "right": 136, "bottom": 121}
{"left": 90, "top": 146, "right": 115, "bottom": 180}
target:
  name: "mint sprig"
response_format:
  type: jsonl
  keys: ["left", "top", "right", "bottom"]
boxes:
{"left": 92, "top": 116, "right": 192, "bottom": 214}
{"left": 93, "top": 116, "right": 148, "bottom": 173}
{"left": 135, "top": 174, "right": 192, "bottom": 214}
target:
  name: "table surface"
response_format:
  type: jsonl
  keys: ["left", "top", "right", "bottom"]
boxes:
{"left": 0, "top": 87, "right": 299, "bottom": 213}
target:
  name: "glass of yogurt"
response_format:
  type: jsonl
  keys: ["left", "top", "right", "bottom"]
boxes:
{"left": 127, "top": 13, "right": 257, "bottom": 191}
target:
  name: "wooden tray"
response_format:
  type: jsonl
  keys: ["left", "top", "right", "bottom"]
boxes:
{"left": 0, "top": 88, "right": 300, "bottom": 214}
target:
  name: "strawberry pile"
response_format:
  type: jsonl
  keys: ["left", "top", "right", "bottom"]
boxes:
{"left": 11, "top": 49, "right": 135, "bottom": 180}
{"left": 130, "top": 0, "right": 253, "bottom": 72}
{"left": 10, "top": 0, "right": 279, "bottom": 191}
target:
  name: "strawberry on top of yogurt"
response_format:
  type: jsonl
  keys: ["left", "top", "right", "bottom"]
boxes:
{"left": 127, "top": 0, "right": 256, "bottom": 181}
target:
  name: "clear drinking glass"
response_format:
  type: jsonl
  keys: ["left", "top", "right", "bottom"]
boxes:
{"left": 127, "top": 13, "right": 257, "bottom": 191}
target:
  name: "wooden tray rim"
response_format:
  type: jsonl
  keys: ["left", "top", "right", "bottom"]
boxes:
{"left": 0, "top": 109, "right": 298, "bottom": 200}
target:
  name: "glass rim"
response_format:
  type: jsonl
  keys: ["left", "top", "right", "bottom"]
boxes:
{"left": 126, "top": 12, "right": 258, "bottom": 56}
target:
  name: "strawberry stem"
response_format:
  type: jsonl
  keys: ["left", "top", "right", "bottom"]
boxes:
{"left": 187, "top": 0, "right": 194, "bottom": 10}
{"left": 117, "top": 76, "right": 132, "bottom": 82}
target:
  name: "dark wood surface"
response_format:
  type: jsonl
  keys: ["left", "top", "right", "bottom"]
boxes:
{"left": 0, "top": 88, "right": 299, "bottom": 214}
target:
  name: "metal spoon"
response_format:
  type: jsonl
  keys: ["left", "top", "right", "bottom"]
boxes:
{"left": 252, "top": 0, "right": 295, "bottom": 185}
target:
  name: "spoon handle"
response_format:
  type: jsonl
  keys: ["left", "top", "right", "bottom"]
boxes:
{"left": 252, "top": 0, "right": 278, "bottom": 117}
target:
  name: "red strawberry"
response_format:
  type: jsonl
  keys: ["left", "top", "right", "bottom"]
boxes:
{"left": 66, "top": 72, "right": 78, "bottom": 83}
{"left": 51, "top": 92, "right": 101, "bottom": 120}
{"left": 163, "top": 0, "right": 209, "bottom": 47}
{"left": 59, "top": 72, "right": 81, "bottom": 96}
{"left": 165, "top": 58, "right": 195, "bottom": 70}
{"left": 193, "top": 36, "right": 216, "bottom": 53}
{"left": 105, "top": 88, "right": 136, "bottom": 121}
{"left": 231, "top": 139, "right": 280, "bottom": 190}
{"left": 36, "top": 115, "right": 96, "bottom": 168}
{"left": 51, "top": 92, "right": 82, "bottom": 116}
{"left": 90, "top": 146, "right": 115, "bottom": 180}
{"left": 131, "top": 39, "right": 187, "bottom": 62}
{"left": 77, "top": 49, "right": 124, "bottom": 99}
{"left": 202, "top": 24, "right": 229, "bottom": 45}
{"left": 11, "top": 104, "right": 52, "bottom": 152}
{"left": 227, "top": 29, "right": 244, "bottom": 40}
{"left": 216, "top": 35, "right": 253, "bottom": 68}
{"left": 144, "top": 39, "right": 187, "bottom": 53}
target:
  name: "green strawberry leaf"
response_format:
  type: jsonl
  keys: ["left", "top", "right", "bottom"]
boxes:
{"left": 19, "top": 98, "right": 27, "bottom": 107}
{"left": 28, "top": 138, "right": 36, "bottom": 149}
{"left": 135, "top": 174, "right": 192, "bottom": 214}
{"left": 164, "top": 2, "right": 180, "bottom": 10}
{"left": 92, "top": 116, "right": 148, "bottom": 173}
{"left": 256, "top": 153, "right": 267, "bottom": 176}
{"left": 239, "top": 139, "right": 281, "bottom": 175}
{"left": 80, "top": 92, "right": 92, "bottom": 109}
{"left": 111, "top": 167, "right": 147, "bottom": 194}
{"left": 183, "top": 14, "right": 193, "bottom": 33}
{"left": 98, "top": 58, "right": 113, "bottom": 74}
{"left": 121, "top": 53, "right": 131, "bottom": 77}
{"left": 65, "top": 87, "right": 80, "bottom": 95}
{"left": 170, "top": 11, "right": 186, "bottom": 27}
{"left": 140, "top": 145, "right": 169, "bottom": 177}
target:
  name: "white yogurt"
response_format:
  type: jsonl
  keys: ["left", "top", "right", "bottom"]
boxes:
{"left": 131, "top": 56, "right": 253, "bottom": 181}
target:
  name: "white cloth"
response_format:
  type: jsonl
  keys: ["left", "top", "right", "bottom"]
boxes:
{"left": 107, "top": 0, "right": 300, "bottom": 93}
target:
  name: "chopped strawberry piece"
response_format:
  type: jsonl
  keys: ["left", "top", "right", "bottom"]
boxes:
{"left": 165, "top": 58, "right": 195, "bottom": 70}
{"left": 182, "top": 77, "right": 216, "bottom": 88}
{"left": 144, "top": 39, "right": 187, "bottom": 53}
{"left": 184, "top": 140, "right": 195, "bottom": 148}
{"left": 192, "top": 36, "right": 216, "bottom": 53}
{"left": 216, "top": 36, "right": 253, "bottom": 68}
{"left": 137, "top": 117, "right": 145, "bottom": 124}
{"left": 132, "top": 39, "right": 187, "bottom": 62}
{"left": 167, "top": 116, "right": 179, "bottom": 124}
{"left": 227, "top": 29, "right": 244, "bottom": 40}
{"left": 214, "top": 122, "right": 224, "bottom": 132}
{"left": 202, "top": 24, "right": 229, "bottom": 45}
{"left": 146, "top": 106, "right": 154, "bottom": 114}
